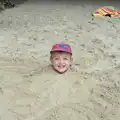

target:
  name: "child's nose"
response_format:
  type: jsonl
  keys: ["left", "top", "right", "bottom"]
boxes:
{"left": 59, "top": 59, "right": 64, "bottom": 64}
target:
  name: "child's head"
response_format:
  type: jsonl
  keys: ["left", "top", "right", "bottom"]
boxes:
{"left": 50, "top": 43, "right": 73, "bottom": 73}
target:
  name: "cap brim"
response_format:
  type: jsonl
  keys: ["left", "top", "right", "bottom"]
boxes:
{"left": 50, "top": 49, "right": 72, "bottom": 54}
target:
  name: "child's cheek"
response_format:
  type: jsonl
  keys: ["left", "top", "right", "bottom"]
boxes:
{"left": 52, "top": 60, "right": 57, "bottom": 65}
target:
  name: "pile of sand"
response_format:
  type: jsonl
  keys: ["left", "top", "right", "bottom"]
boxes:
{"left": 0, "top": 0, "right": 120, "bottom": 120}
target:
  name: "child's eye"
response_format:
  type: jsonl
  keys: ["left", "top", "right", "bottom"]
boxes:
{"left": 64, "top": 58, "right": 68, "bottom": 60}
{"left": 55, "top": 58, "right": 59, "bottom": 60}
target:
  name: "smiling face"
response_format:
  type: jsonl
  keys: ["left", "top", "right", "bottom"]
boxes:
{"left": 50, "top": 51, "right": 72, "bottom": 73}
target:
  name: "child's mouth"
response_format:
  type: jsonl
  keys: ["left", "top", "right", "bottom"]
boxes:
{"left": 58, "top": 64, "right": 66, "bottom": 69}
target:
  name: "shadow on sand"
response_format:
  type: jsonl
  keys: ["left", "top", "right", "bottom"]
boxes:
{"left": 8, "top": 0, "right": 29, "bottom": 6}
{"left": 0, "top": 0, "right": 120, "bottom": 12}
{"left": 0, "top": 0, "right": 29, "bottom": 12}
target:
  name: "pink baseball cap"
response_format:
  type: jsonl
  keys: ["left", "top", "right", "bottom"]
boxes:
{"left": 50, "top": 43, "right": 72, "bottom": 54}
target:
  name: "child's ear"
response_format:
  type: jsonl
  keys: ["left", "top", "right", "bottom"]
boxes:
{"left": 50, "top": 56, "right": 52, "bottom": 62}
{"left": 71, "top": 57, "right": 73, "bottom": 62}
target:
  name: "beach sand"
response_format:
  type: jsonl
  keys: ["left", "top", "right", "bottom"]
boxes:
{"left": 0, "top": 0, "right": 120, "bottom": 120}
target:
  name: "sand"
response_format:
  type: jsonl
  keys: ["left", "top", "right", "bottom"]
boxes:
{"left": 0, "top": 0, "right": 120, "bottom": 120}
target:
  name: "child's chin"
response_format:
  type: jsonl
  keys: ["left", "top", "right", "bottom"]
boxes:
{"left": 56, "top": 69, "right": 68, "bottom": 74}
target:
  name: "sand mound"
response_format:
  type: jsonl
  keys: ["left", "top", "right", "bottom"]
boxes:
{"left": 0, "top": 0, "right": 120, "bottom": 120}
